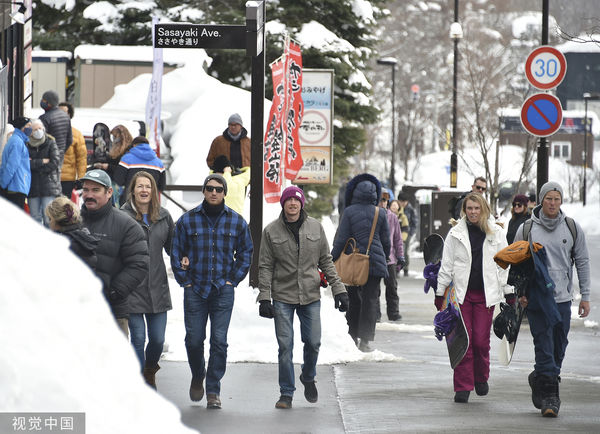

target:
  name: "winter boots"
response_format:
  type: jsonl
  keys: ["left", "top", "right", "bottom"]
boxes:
{"left": 454, "top": 391, "right": 470, "bottom": 403}
{"left": 538, "top": 374, "right": 560, "bottom": 417}
{"left": 189, "top": 377, "right": 205, "bottom": 402}
{"left": 275, "top": 395, "right": 293, "bottom": 409}
{"left": 300, "top": 374, "right": 318, "bottom": 403}
{"left": 474, "top": 381, "right": 489, "bottom": 396}
{"left": 143, "top": 363, "right": 160, "bottom": 390}
{"left": 528, "top": 371, "right": 542, "bottom": 409}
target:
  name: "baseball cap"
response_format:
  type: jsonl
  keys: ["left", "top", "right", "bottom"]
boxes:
{"left": 80, "top": 169, "right": 112, "bottom": 188}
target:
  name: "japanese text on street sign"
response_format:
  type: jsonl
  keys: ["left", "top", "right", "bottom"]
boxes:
{"left": 154, "top": 24, "right": 246, "bottom": 49}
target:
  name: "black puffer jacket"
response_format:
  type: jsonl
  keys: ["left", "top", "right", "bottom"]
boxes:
{"left": 27, "top": 134, "right": 61, "bottom": 198}
{"left": 40, "top": 107, "right": 72, "bottom": 160}
{"left": 59, "top": 223, "right": 100, "bottom": 271}
{"left": 332, "top": 173, "right": 390, "bottom": 279}
{"left": 506, "top": 211, "right": 530, "bottom": 244}
{"left": 121, "top": 201, "right": 174, "bottom": 313}
{"left": 81, "top": 201, "right": 149, "bottom": 319}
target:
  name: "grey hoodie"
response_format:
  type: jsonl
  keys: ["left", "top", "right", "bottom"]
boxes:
{"left": 514, "top": 205, "right": 590, "bottom": 303}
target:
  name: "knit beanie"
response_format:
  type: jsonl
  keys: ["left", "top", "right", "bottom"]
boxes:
{"left": 212, "top": 155, "right": 232, "bottom": 173}
{"left": 203, "top": 173, "right": 228, "bottom": 195}
{"left": 42, "top": 90, "right": 59, "bottom": 107}
{"left": 512, "top": 194, "right": 529, "bottom": 206}
{"left": 280, "top": 186, "right": 305, "bottom": 208}
{"left": 538, "top": 181, "right": 563, "bottom": 203}
{"left": 228, "top": 113, "right": 243, "bottom": 126}
{"left": 9, "top": 116, "right": 31, "bottom": 130}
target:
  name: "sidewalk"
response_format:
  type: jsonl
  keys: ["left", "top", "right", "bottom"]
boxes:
{"left": 156, "top": 256, "right": 600, "bottom": 433}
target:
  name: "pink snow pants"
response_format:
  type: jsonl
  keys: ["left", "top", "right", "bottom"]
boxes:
{"left": 453, "top": 290, "right": 495, "bottom": 392}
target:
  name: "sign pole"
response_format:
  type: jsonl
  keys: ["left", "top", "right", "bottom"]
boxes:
{"left": 247, "top": 1, "right": 265, "bottom": 287}
{"left": 537, "top": 0, "right": 550, "bottom": 198}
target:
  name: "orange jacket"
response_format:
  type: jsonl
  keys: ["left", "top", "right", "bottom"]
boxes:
{"left": 60, "top": 127, "right": 88, "bottom": 181}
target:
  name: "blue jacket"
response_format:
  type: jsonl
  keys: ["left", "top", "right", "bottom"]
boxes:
{"left": 332, "top": 173, "right": 390, "bottom": 279}
{"left": 171, "top": 202, "right": 253, "bottom": 298}
{"left": 0, "top": 129, "right": 31, "bottom": 195}
{"left": 114, "top": 142, "right": 165, "bottom": 188}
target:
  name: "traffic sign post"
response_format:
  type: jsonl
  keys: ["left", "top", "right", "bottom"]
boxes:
{"left": 520, "top": 93, "right": 563, "bottom": 137}
{"left": 525, "top": 46, "right": 567, "bottom": 90}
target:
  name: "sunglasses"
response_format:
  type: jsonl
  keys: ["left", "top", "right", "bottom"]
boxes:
{"left": 513, "top": 202, "right": 524, "bottom": 207}
{"left": 475, "top": 185, "right": 487, "bottom": 192}
{"left": 204, "top": 185, "right": 224, "bottom": 193}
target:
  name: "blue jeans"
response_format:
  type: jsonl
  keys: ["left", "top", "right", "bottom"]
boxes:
{"left": 128, "top": 312, "right": 167, "bottom": 371}
{"left": 528, "top": 300, "right": 572, "bottom": 376}
{"left": 184, "top": 285, "right": 234, "bottom": 395}
{"left": 273, "top": 300, "right": 321, "bottom": 397}
{"left": 29, "top": 196, "right": 54, "bottom": 227}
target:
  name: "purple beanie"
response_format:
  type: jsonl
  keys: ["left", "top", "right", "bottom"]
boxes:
{"left": 280, "top": 186, "right": 305, "bottom": 208}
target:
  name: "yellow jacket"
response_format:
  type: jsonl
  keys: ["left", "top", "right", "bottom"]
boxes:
{"left": 223, "top": 167, "right": 250, "bottom": 215}
{"left": 398, "top": 208, "right": 409, "bottom": 241}
{"left": 60, "top": 127, "right": 88, "bottom": 181}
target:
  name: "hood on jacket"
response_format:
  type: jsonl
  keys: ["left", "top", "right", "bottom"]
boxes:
{"left": 223, "top": 126, "right": 248, "bottom": 142}
{"left": 344, "top": 173, "right": 382, "bottom": 206}
{"left": 129, "top": 142, "right": 160, "bottom": 161}
{"left": 531, "top": 204, "right": 565, "bottom": 231}
{"left": 63, "top": 225, "right": 100, "bottom": 252}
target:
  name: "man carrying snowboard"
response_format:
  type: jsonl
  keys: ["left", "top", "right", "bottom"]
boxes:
{"left": 514, "top": 181, "right": 591, "bottom": 417}
{"left": 435, "top": 193, "right": 513, "bottom": 403}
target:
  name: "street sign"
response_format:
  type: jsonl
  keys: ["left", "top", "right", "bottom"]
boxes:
{"left": 520, "top": 93, "right": 563, "bottom": 137}
{"left": 154, "top": 23, "right": 246, "bottom": 49}
{"left": 525, "top": 46, "right": 567, "bottom": 90}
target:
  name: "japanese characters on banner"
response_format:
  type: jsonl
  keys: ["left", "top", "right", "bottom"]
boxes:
{"left": 263, "top": 39, "right": 304, "bottom": 203}
{"left": 263, "top": 60, "right": 286, "bottom": 203}
{"left": 145, "top": 16, "right": 163, "bottom": 156}
{"left": 283, "top": 41, "right": 304, "bottom": 180}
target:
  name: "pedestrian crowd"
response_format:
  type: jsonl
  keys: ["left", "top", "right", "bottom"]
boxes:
{"left": 0, "top": 105, "right": 591, "bottom": 418}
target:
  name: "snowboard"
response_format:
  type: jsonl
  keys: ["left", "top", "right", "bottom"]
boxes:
{"left": 424, "top": 233, "right": 469, "bottom": 369}
{"left": 498, "top": 302, "right": 525, "bottom": 366}
{"left": 423, "top": 233, "right": 444, "bottom": 265}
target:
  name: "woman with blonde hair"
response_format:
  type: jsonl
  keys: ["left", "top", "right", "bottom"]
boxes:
{"left": 45, "top": 196, "right": 98, "bottom": 270}
{"left": 434, "top": 192, "right": 514, "bottom": 403}
{"left": 121, "top": 171, "right": 174, "bottom": 389}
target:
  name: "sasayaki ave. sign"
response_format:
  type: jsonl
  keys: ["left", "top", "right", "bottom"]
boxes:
{"left": 525, "top": 46, "right": 567, "bottom": 90}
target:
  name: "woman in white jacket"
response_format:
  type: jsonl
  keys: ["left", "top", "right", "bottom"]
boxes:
{"left": 435, "top": 192, "right": 514, "bottom": 403}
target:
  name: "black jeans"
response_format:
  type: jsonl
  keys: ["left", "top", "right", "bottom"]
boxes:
{"left": 382, "top": 264, "right": 400, "bottom": 317}
{"left": 346, "top": 275, "right": 382, "bottom": 342}
{"left": 1, "top": 189, "right": 26, "bottom": 210}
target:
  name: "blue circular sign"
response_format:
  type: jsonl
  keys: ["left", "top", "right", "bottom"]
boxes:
{"left": 520, "top": 93, "right": 563, "bottom": 137}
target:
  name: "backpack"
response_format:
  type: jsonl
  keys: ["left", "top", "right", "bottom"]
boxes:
{"left": 522, "top": 216, "right": 577, "bottom": 262}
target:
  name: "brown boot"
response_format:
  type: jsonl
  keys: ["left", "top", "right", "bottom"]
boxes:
{"left": 143, "top": 364, "right": 160, "bottom": 390}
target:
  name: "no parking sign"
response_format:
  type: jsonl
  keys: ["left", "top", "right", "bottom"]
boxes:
{"left": 520, "top": 93, "right": 563, "bottom": 137}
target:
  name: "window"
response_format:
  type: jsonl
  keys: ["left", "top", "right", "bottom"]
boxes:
{"left": 550, "top": 141, "right": 571, "bottom": 159}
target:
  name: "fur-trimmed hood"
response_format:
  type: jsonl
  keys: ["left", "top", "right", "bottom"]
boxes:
{"left": 344, "top": 173, "right": 382, "bottom": 206}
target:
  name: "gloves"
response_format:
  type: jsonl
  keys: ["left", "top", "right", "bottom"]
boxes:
{"left": 259, "top": 300, "right": 274, "bottom": 319}
{"left": 396, "top": 259, "right": 406, "bottom": 272}
{"left": 319, "top": 270, "right": 328, "bottom": 288}
{"left": 434, "top": 296, "right": 444, "bottom": 312}
{"left": 334, "top": 292, "right": 349, "bottom": 312}
{"left": 505, "top": 294, "right": 516, "bottom": 306}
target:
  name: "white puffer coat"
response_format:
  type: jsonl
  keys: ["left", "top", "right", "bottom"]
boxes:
{"left": 436, "top": 217, "right": 512, "bottom": 307}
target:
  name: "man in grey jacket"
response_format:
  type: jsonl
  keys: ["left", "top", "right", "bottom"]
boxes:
{"left": 514, "top": 181, "right": 590, "bottom": 418}
{"left": 258, "top": 186, "right": 349, "bottom": 410}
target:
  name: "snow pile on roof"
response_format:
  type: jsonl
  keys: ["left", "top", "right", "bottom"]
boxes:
{"left": 74, "top": 44, "right": 192, "bottom": 65}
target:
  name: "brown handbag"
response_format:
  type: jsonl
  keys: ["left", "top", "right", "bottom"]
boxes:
{"left": 334, "top": 206, "right": 380, "bottom": 286}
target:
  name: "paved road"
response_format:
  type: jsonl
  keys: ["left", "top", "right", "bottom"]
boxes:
{"left": 156, "top": 236, "right": 600, "bottom": 433}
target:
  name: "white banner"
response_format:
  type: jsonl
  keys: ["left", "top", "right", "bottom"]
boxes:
{"left": 146, "top": 16, "right": 163, "bottom": 155}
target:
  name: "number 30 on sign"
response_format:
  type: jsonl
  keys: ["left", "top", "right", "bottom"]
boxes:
{"left": 525, "top": 46, "right": 567, "bottom": 90}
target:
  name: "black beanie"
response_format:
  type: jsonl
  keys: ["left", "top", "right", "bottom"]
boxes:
{"left": 10, "top": 117, "right": 31, "bottom": 130}
{"left": 212, "top": 155, "right": 232, "bottom": 174}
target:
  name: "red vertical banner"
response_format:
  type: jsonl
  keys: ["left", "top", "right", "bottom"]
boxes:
{"left": 284, "top": 41, "right": 304, "bottom": 179}
{"left": 263, "top": 60, "right": 286, "bottom": 203}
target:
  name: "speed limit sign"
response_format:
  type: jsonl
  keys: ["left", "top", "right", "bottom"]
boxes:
{"left": 525, "top": 46, "right": 567, "bottom": 90}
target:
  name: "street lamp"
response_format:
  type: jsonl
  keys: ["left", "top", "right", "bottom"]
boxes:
{"left": 377, "top": 56, "right": 398, "bottom": 195}
{"left": 582, "top": 92, "right": 600, "bottom": 206}
{"left": 449, "top": 0, "right": 462, "bottom": 188}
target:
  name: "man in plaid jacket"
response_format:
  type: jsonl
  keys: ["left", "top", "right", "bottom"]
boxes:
{"left": 171, "top": 174, "right": 253, "bottom": 409}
